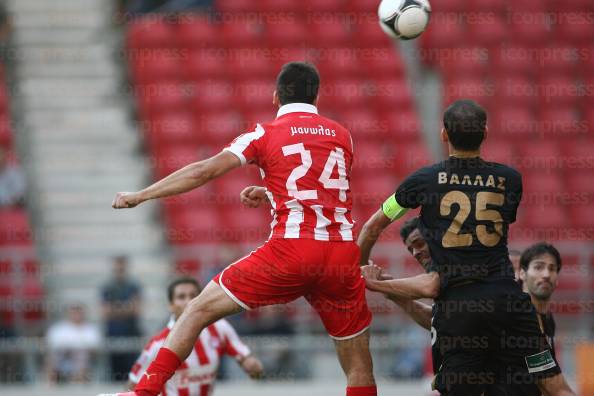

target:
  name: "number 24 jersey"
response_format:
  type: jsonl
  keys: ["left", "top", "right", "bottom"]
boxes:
{"left": 224, "top": 103, "right": 355, "bottom": 242}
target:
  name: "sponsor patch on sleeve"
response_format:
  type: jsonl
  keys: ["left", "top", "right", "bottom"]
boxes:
{"left": 525, "top": 349, "right": 557, "bottom": 373}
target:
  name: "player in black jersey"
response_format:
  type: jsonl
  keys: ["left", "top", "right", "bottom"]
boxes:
{"left": 366, "top": 217, "right": 562, "bottom": 395}
{"left": 358, "top": 100, "right": 575, "bottom": 395}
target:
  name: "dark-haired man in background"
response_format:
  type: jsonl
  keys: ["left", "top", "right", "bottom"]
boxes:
{"left": 358, "top": 99, "right": 575, "bottom": 395}
{"left": 126, "top": 277, "right": 262, "bottom": 396}
{"left": 108, "top": 62, "right": 377, "bottom": 396}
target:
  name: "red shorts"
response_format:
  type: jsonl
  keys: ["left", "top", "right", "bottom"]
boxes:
{"left": 213, "top": 239, "right": 372, "bottom": 340}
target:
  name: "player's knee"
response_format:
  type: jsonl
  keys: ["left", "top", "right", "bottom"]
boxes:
{"left": 185, "top": 296, "right": 215, "bottom": 323}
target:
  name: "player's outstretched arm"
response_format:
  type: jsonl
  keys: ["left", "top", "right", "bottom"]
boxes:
{"left": 357, "top": 209, "right": 393, "bottom": 266}
{"left": 362, "top": 264, "right": 439, "bottom": 299}
{"left": 112, "top": 151, "right": 241, "bottom": 209}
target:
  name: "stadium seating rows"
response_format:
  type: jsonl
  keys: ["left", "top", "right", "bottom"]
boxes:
{"left": 419, "top": 0, "right": 594, "bottom": 241}
{"left": 0, "top": 65, "right": 45, "bottom": 330}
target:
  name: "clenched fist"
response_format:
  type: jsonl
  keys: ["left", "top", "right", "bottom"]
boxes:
{"left": 112, "top": 192, "right": 143, "bottom": 209}
{"left": 240, "top": 186, "right": 269, "bottom": 208}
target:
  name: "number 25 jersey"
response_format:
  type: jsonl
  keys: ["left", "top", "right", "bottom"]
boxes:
{"left": 393, "top": 156, "right": 523, "bottom": 288}
{"left": 224, "top": 103, "right": 355, "bottom": 242}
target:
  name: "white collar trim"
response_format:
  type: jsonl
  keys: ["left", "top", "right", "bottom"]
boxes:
{"left": 277, "top": 103, "right": 318, "bottom": 118}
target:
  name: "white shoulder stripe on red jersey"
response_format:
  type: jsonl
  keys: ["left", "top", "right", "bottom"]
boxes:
{"left": 224, "top": 124, "right": 265, "bottom": 165}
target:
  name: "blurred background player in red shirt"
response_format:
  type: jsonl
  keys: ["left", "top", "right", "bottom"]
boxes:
{"left": 127, "top": 277, "right": 262, "bottom": 396}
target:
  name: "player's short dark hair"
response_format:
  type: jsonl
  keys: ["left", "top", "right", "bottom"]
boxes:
{"left": 276, "top": 62, "right": 320, "bottom": 105}
{"left": 520, "top": 242, "right": 562, "bottom": 273}
{"left": 400, "top": 217, "right": 420, "bottom": 243}
{"left": 443, "top": 99, "right": 487, "bottom": 151}
{"left": 167, "top": 277, "right": 201, "bottom": 303}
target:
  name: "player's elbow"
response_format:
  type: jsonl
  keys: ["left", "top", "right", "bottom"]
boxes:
{"left": 188, "top": 161, "right": 216, "bottom": 185}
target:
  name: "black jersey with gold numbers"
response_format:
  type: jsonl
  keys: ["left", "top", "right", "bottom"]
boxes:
{"left": 394, "top": 156, "right": 523, "bottom": 290}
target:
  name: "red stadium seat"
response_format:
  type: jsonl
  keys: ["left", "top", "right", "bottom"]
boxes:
{"left": 439, "top": 47, "right": 490, "bottom": 78}
{"left": 443, "top": 76, "right": 494, "bottom": 106}
{"left": 420, "top": 17, "right": 466, "bottom": 51}
{"left": 311, "top": 22, "right": 351, "bottom": 46}
{"left": 162, "top": 182, "right": 217, "bottom": 215}
{"left": 352, "top": 141, "right": 395, "bottom": 174}
{"left": 482, "top": 141, "right": 516, "bottom": 165}
{"left": 351, "top": 173, "right": 399, "bottom": 210}
{"left": 364, "top": 49, "right": 406, "bottom": 78}
{"left": 136, "top": 81, "right": 190, "bottom": 117}
{"left": 523, "top": 205, "right": 570, "bottom": 233}
{"left": 539, "top": 106, "right": 583, "bottom": 139}
{"left": 562, "top": 139, "right": 594, "bottom": 172}
{"left": 175, "top": 258, "right": 202, "bottom": 275}
{"left": 175, "top": 16, "right": 220, "bottom": 48}
{"left": 467, "top": 16, "right": 508, "bottom": 47}
{"left": 347, "top": 0, "right": 382, "bottom": 13}
{"left": 145, "top": 111, "right": 198, "bottom": 148}
{"left": 184, "top": 50, "right": 230, "bottom": 81}
{"left": 492, "top": 107, "right": 537, "bottom": 140}
{"left": 342, "top": 109, "right": 385, "bottom": 139}
{"left": 494, "top": 76, "right": 536, "bottom": 107}
{"left": 166, "top": 208, "right": 221, "bottom": 244}
{"left": 509, "top": 14, "right": 551, "bottom": 45}
{"left": 556, "top": 13, "right": 593, "bottom": 44}
{"left": 317, "top": 48, "right": 363, "bottom": 78}
{"left": 467, "top": 0, "right": 507, "bottom": 12}
{"left": 305, "top": 0, "right": 345, "bottom": 13}
{"left": 220, "top": 207, "right": 270, "bottom": 242}
{"left": 537, "top": 75, "right": 580, "bottom": 107}
{"left": 517, "top": 141, "right": 561, "bottom": 166}
{"left": 215, "top": 0, "right": 254, "bottom": 14}
{"left": 236, "top": 79, "right": 275, "bottom": 112}
{"left": 260, "top": 0, "right": 306, "bottom": 13}
{"left": 492, "top": 46, "right": 535, "bottom": 76}
{"left": 191, "top": 80, "right": 235, "bottom": 111}
{"left": 395, "top": 142, "right": 433, "bottom": 176}
{"left": 265, "top": 23, "right": 309, "bottom": 47}
{"left": 354, "top": 21, "right": 393, "bottom": 47}
{"left": 430, "top": 0, "right": 465, "bottom": 12}
{"left": 322, "top": 79, "right": 369, "bottom": 110}
{"left": 195, "top": 110, "right": 244, "bottom": 144}
{"left": 577, "top": 46, "right": 594, "bottom": 78}
{"left": 535, "top": 47, "right": 578, "bottom": 76}
{"left": 0, "top": 115, "right": 12, "bottom": 147}
{"left": 151, "top": 145, "right": 200, "bottom": 179}
{"left": 0, "top": 210, "right": 32, "bottom": 246}
{"left": 382, "top": 109, "right": 422, "bottom": 140}
{"left": 569, "top": 205, "right": 594, "bottom": 230}
{"left": 127, "top": 18, "right": 174, "bottom": 49}
{"left": 372, "top": 77, "right": 414, "bottom": 111}
{"left": 221, "top": 22, "right": 263, "bottom": 47}
{"left": 129, "top": 50, "right": 181, "bottom": 84}
{"left": 230, "top": 57, "right": 275, "bottom": 80}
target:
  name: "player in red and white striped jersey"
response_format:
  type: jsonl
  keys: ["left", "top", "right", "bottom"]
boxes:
{"left": 110, "top": 62, "right": 376, "bottom": 396}
{"left": 127, "top": 278, "right": 262, "bottom": 396}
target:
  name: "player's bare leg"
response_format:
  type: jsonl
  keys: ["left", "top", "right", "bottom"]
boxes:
{"left": 334, "top": 329, "right": 376, "bottom": 395}
{"left": 537, "top": 373, "right": 576, "bottom": 396}
{"left": 163, "top": 281, "right": 243, "bottom": 355}
{"left": 133, "top": 281, "right": 243, "bottom": 395}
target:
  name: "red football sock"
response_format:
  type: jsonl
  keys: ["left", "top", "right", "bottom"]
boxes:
{"left": 134, "top": 347, "right": 182, "bottom": 395}
{"left": 346, "top": 385, "right": 377, "bottom": 396}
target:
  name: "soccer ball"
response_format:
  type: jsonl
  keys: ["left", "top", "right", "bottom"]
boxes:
{"left": 378, "top": 0, "right": 432, "bottom": 40}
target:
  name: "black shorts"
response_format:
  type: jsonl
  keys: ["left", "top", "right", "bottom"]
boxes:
{"left": 432, "top": 279, "right": 560, "bottom": 396}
